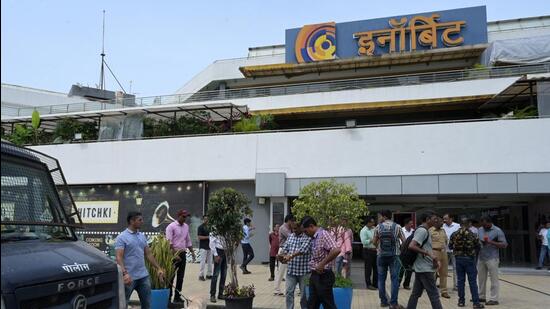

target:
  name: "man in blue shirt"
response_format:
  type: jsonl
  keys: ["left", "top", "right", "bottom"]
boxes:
{"left": 240, "top": 218, "right": 256, "bottom": 274}
{"left": 115, "top": 211, "right": 165, "bottom": 309}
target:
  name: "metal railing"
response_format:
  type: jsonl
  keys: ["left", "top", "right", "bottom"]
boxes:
{"left": 5, "top": 63, "right": 549, "bottom": 118}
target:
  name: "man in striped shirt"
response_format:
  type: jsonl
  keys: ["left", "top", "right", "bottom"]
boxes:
{"left": 280, "top": 221, "right": 312, "bottom": 309}
{"left": 302, "top": 216, "right": 341, "bottom": 309}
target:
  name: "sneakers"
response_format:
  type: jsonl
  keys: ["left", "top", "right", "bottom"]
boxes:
{"left": 206, "top": 275, "right": 212, "bottom": 279}
{"left": 218, "top": 295, "right": 225, "bottom": 300}
{"left": 473, "top": 304, "right": 485, "bottom": 309}
{"left": 210, "top": 296, "right": 217, "bottom": 303}
{"left": 485, "top": 301, "right": 499, "bottom": 306}
{"left": 367, "top": 285, "right": 377, "bottom": 290}
{"left": 380, "top": 303, "right": 390, "bottom": 307}
{"left": 403, "top": 286, "right": 411, "bottom": 290}
{"left": 198, "top": 276, "right": 206, "bottom": 281}
{"left": 458, "top": 302, "right": 465, "bottom": 307}
{"left": 441, "top": 293, "right": 451, "bottom": 299}
{"left": 268, "top": 277, "right": 274, "bottom": 281}
{"left": 240, "top": 265, "right": 251, "bottom": 274}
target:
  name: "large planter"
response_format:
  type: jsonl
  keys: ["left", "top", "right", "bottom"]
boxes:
{"left": 151, "top": 288, "right": 170, "bottom": 309}
{"left": 225, "top": 296, "right": 254, "bottom": 309}
{"left": 306, "top": 287, "right": 353, "bottom": 309}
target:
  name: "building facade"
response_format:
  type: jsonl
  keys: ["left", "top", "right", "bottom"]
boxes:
{"left": 2, "top": 6, "right": 550, "bottom": 265}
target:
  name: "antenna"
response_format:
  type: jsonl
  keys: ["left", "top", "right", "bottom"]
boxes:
{"left": 99, "top": 10, "right": 106, "bottom": 90}
{"left": 97, "top": 9, "right": 127, "bottom": 93}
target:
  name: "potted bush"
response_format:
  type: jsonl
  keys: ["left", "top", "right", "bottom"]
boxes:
{"left": 206, "top": 188, "right": 255, "bottom": 309}
{"left": 293, "top": 180, "right": 368, "bottom": 309}
{"left": 145, "top": 234, "right": 176, "bottom": 309}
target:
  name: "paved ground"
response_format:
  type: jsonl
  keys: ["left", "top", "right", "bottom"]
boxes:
{"left": 130, "top": 262, "right": 550, "bottom": 308}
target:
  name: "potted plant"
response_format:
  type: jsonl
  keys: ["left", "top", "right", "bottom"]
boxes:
{"left": 145, "top": 234, "right": 177, "bottom": 309}
{"left": 293, "top": 179, "right": 368, "bottom": 309}
{"left": 206, "top": 188, "right": 255, "bottom": 309}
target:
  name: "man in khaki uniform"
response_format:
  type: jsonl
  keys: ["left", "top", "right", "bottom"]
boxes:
{"left": 430, "top": 216, "right": 450, "bottom": 299}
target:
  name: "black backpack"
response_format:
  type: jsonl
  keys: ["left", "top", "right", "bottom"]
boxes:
{"left": 399, "top": 226, "right": 428, "bottom": 270}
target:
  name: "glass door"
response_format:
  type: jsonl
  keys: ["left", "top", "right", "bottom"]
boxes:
{"left": 270, "top": 197, "right": 287, "bottom": 230}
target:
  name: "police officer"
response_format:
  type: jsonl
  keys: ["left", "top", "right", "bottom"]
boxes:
{"left": 430, "top": 216, "right": 450, "bottom": 299}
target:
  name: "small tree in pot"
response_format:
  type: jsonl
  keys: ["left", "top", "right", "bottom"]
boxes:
{"left": 292, "top": 180, "right": 368, "bottom": 309}
{"left": 207, "top": 188, "right": 255, "bottom": 308}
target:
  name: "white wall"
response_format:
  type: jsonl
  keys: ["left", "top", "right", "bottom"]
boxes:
{"left": 31, "top": 118, "right": 550, "bottom": 185}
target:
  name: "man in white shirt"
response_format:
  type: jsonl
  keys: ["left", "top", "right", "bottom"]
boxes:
{"left": 537, "top": 222, "right": 550, "bottom": 270}
{"left": 209, "top": 233, "right": 227, "bottom": 303}
{"left": 443, "top": 214, "right": 460, "bottom": 290}
{"left": 400, "top": 218, "right": 415, "bottom": 289}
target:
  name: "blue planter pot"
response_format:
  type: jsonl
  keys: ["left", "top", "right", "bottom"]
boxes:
{"left": 306, "top": 286, "right": 353, "bottom": 309}
{"left": 151, "top": 288, "right": 170, "bottom": 309}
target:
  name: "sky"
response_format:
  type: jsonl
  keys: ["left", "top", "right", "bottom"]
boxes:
{"left": 2, "top": 0, "right": 549, "bottom": 97}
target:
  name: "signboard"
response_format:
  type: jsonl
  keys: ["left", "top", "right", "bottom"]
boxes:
{"left": 76, "top": 201, "right": 119, "bottom": 224}
{"left": 286, "top": 6, "right": 487, "bottom": 63}
{"left": 70, "top": 182, "right": 205, "bottom": 258}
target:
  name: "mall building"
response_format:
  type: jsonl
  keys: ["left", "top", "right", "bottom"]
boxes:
{"left": 2, "top": 6, "right": 550, "bottom": 265}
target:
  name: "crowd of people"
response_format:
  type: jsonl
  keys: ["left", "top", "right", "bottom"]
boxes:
{"left": 111, "top": 208, "right": 550, "bottom": 309}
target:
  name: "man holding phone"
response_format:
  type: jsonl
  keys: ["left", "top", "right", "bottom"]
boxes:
{"left": 477, "top": 216, "right": 508, "bottom": 306}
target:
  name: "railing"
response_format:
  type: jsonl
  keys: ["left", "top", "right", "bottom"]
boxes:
{"left": 5, "top": 63, "right": 549, "bottom": 118}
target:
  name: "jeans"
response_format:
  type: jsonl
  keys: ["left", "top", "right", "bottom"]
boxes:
{"left": 169, "top": 250, "right": 187, "bottom": 301}
{"left": 125, "top": 276, "right": 151, "bottom": 309}
{"left": 308, "top": 270, "right": 336, "bottom": 309}
{"left": 210, "top": 249, "right": 228, "bottom": 297}
{"left": 456, "top": 256, "right": 481, "bottom": 304}
{"left": 538, "top": 245, "right": 550, "bottom": 268}
{"left": 448, "top": 252, "right": 457, "bottom": 289}
{"left": 377, "top": 255, "right": 400, "bottom": 306}
{"left": 478, "top": 258, "right": 500, "bottom": 302}
{"left": 363, "top": 248, "right": 378, "bottom": 287}
{"left": 406, "top": 272, "right": 443, "bottom": 309}
{"left": 335, "top": 256, "right": 344, "bottom": 277}
{"left": 199, "top": 248, "right": 213, "bottom": 277}
{"left": 286, "top": 273, "right": 308, "bottom": 309}
{"left": 270, "top": 256, "right": 277, "bottom": 278}
{"left": 241, "top": 243, "right": 254, "bottom": 269}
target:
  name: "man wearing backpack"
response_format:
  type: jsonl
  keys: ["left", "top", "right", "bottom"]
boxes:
{"left": 406, "top": 211, "right": 443, "bottom": 309}
{"left": 373, "top": 210, "right": 406, "bottom": 309}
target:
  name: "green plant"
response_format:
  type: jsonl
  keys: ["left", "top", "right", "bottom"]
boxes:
{"left": 7, "top": 124, "right": 34, "bottom": 145}
{"left": 144, "top": 234, "right": 177, "bottom": 289}
{"left": 292, "top": 180, "right": 368, "bottom": 242}
{"left": 305, "top": 276, "right": 353, "bottom": 288}
{"left": 206, "top": 188, "right": 254, "bottom": 297}
{"left": 232, "top": 114, "right": 277, "bottom": 132}
{"left": 512, "top": 105, "right": 538, "bottom": 119}
{"left": 53, "top": 119, "right": 98, "bottom": 142}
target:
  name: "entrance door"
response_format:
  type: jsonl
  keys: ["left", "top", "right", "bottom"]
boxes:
{"left": 270, "top": 197, "right": 287, "bottom": 230}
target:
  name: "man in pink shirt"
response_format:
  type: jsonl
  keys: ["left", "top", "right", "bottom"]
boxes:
{"left": 166, "top": 209, "right": 197, "bottom": 304}
{"left": 334, "top": 219, "right": 353, "bottom": 278}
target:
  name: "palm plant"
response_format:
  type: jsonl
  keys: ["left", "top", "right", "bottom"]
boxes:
{"left": 144, "top": 234, "right": 176, "bottom": 289}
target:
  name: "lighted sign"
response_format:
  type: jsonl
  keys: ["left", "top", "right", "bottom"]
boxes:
{"left": 286, "top": 6, "right": 487, "bottom": 63}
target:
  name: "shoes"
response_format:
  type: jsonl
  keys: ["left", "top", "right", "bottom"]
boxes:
{"left": 441, "top": 293, "right": 451, "bottom": 299}
{"left": 485, "top": 301, "right": 499, "bottom": 306}
{"left": 173, "top": 297, "right": 184, "bottom": 304}
{"left": 243, "top": 270, "right": 251, "bottom": 274}
{"left": 390, "top": 305, "right": 405, "bottom": 309}
{"left": 473, "top": 304, "right": 485, "bottom": 309}
{"left": 273, "top": 292, "right": 284, "bottom": 296}
{"left": 210, "top": 296, "right": 217, "bottom": 303}
{"left": 403, "top": 286, "right": 410, "bottom": 290}
{"left": 458, "top": 302, "right": 465, "bottom": 307}
{"left": 479, "top": 298, "right": 487, "bottom": 303}
{"left": 282, "top": 278, "right": 285, "bottom": 281}
{"left": 380, "top": 303, "right": 389, "bottom": 307}
{"left": 206, "top": 275, "right": 212, "bottom": 279}
{"left": 535, "top": 267, "right": 542, "bottom": 270}
{"left": 268, "top": 277, "right": 274, "bottom": 281}
{"left": 198, "top": 276, "right": 206, "bottom": 281}
{"left": 367, "top": 285, "right": 377, "bottom": 290}
{"left": 218, "top": 295, "right": 225, "bottom": 300}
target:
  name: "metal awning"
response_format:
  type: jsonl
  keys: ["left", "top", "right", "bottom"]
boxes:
{"left": 240, "top": 44, "right": 488, "bottom": 78}
{"left": 1, "top": 102, "right": 249, "bottom": 133}
{"left": 480, "top": 73, "right": 550, "bottom": 109}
